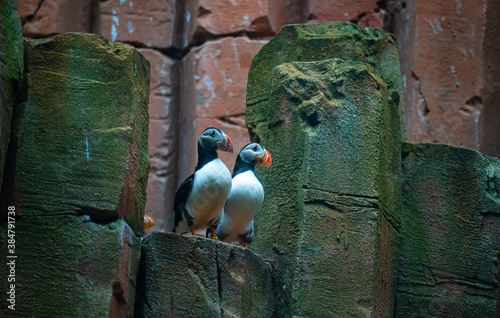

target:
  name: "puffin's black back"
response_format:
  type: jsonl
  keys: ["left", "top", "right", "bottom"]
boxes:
{"left": 172, "top": 139, "right": 220, "bottom": 231}
{"left": 172, "top": 174, "right": 194, "bottom": 231}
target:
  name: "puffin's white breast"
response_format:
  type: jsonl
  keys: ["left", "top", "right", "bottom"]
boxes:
{"left": 221, "top": 170, "right": 264, "bottom": 238}
{"left": 185, "top": 159, "right": 232, "bottom": 227}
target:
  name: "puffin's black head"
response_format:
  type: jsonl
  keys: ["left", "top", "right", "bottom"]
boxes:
{"left": 238, "top": 143, "right": 272, "bottom": 167}
{"left": 199, "top": 127, "right": 233, "bottom": 153}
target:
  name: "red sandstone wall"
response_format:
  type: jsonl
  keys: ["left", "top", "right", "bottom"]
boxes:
{"left": 17, "top": 0, "right": 500, "bottom": 233}
{"left": 391, "top": 0, "right": 499, "bottom": 154}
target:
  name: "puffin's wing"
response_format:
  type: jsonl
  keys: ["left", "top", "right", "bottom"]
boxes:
{"left": 173, "top": 173, "right": 194, "bottom": 232}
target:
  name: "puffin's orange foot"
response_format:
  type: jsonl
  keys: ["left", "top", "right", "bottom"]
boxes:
{"left": 242, "top": 242, "right": 248, "bottom": 248}
{"left": 210, "top": 227, "right": 218, "bottom": 240}
{"left": 189, "top": 226, "right": 195, "bottom": 236}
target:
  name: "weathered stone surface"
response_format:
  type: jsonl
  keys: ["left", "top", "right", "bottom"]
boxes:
{"left": 1, "top": 34, "right": 150, "bottom": 234}
{"left": 99, "top": 0, "right": 195, "bottom": 50}
{"left": 0, "top": 217, "right": 141, "bottom": 317}
{"left": 135, "top": 232, "right": 276, "bottom": 317}
{"left": 19, "top": 0, "right": 98, "bottom": 36}
{"left": 100, "top": 0, "right": 173, "bottom": 48}
{"left": 392, "top": 0, "right": 500, "bottom": 158}
{"left": 0, "top": 0, "right": 23, "bottom": 194}
{"left": 138, "top": 49, "right": 179, "bottom": 234}
{"left": 480, "top": 0, "right": 500, "bottom": 157}
{"left": 177, "top": 51, "right": 198, "bottom": 188}
{"left": 195, "top": 0, "right": 307, "bottom": 39}
{"left": 183, "top": 37, "right": 265, "bottom": 174}
{"left": 357, "top": 11, "right": 386, "bottom": 29}
{"left": 246, "top": 22, "right": 405, "bottom": 144}
{"left": 307, "top": 0, "right": 379, "bottom": 24}
{"left": 16, "top": 0, "right": 37, "bottom": 20}
{"left": 397, "top": 143, "right": 500, "bottom": 317}
{"left": 247, "top": 56, "right": 401, "bottom": 316}
{"left": 306, "top": 0, "right": 387, "bottom": 29}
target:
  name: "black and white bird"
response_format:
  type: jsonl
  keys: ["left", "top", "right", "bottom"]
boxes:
{"left": 216, "top": 143, "right": 272, "bottom": 248}
{"left": 173, "top": 127, "right": 233, "bottom": 239}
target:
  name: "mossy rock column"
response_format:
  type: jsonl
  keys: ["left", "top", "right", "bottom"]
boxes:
{"left": 0, "top": 0, "right": 23, "bottom": 194}
{"left": 246, "top": 52, "right": 402, "bottom": 316}
{"left": 0, "top": 33, "right": 149, "bottom": 317}
{"left": 246, "top": 22, "right": 405, "bottom": 144}
{"left": 3, "top": 34, "right": 150, "bottom": 234}
{"left": 135, "top": 233, "right": 276, "bottom": 318}
{"left": 396, "top": 143, "right": 500, "bottom": 317}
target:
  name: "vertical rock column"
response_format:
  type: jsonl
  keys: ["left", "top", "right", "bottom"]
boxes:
{"left": 135, "top": 233, "right": 276, "bottom": 318}
{"left": 0, "top": 0, "right": 23, "bottom": 194}
{"left": 0, "top": 33, "right": 149, "bottom": 317}
{"left": 246, "top": 22, "right": 403, "bottom": 317}
{"left": 396, "top": 143, "right": 500, "bottom": 317}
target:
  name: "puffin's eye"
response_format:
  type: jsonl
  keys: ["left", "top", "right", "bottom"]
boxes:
{"left": 252, "top": 145, "right": 258, "bottom": 151}
{"left": 210, "top": 130, "right": 216, "bottom": 137}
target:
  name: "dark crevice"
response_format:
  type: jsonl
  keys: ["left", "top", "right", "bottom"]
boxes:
{"left": 301, "top": 185, "right": 379, "bottom": 201}
{"left": 349, "top": 12, "right": 368, "bottom": 25}
{"left": 129, "top": 27, "right": 269, "bottom": 61}
{"left": 134, "top": 247, "right": 150, "bottom": 318}
{"left": 399, "top": 277, "right": 497, "bottom": 292}
{"left": 377, "top": 0, "right": 395, "bottom": 32}
{"left": 304, "top": 199, "right": 341, "bottom": 211}
{"left": 21, "top": 0, "right": 46, "bottom": 25}
{"left": 216, "top": 113, "right": 246, "bottom": 127}
{"left": 411, "top": 70, "right": 437, "bottom": 141}
{"left": 464, "top": 95, "right": 483, "bottom": 110}
{"left": 215, "top": 244, "right": 223, "bottom": 317}
{"left": 379, "top": 201, "right": 400, "bottom": 233}
{"left": 387, "top": 0, "right": 406, "bottom": 14}
{"left": 198, "top": 5, "right": 212, "bottom": 18}
{"left": 308, "top": 13, "right": 318, "bottom": 21}
{"left": 112, "top": 281, "right": 126, "bottom": 304}
{"left": 74, "top": 205, "right": 120, "bottom": 223}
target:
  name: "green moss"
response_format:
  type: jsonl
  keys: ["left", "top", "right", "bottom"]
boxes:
{"left": 396, "top": 143, "right": 500, "bottom": 317}
{"left": 135, "top": 233, "right": 277, "bottom": 318}
{"left": 249, "top": 58, "right": 401, "bottom": 317}
{"left": 246, "top": 22, "right": 405, "bottom": 143}
{"left": 3, "top": 34, "right": 149, "bottom": 234}
{"left": 0, "top": 0, "right": 23, "bottom": 194}
{"left": 0, "top": 217, "right": 141, "bottom": 317}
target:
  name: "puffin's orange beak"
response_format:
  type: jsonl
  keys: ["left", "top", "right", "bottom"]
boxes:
{"left": 218, "top": 133, "right": 233, "bottom": 153}
{"left": 258, "top": 149, "right": 272, "bottom": 167}
{"left": 143, "top": 215, "right": 155, "bottom": 230}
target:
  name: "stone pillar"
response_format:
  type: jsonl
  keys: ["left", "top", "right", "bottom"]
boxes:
{"left": 246, "top": 22, "right": 403, "bottom": 317}
{"left": 0, "top": 33, "right": 149, "bottom": 316}
{"left": 397, "top": 143, "right": 500, "bottom": 317}
{"left": 0, "top": 0, "right": 23, "bottom": 195}
{"left": 135, "top": 233, "right": 277, "bottom": 317}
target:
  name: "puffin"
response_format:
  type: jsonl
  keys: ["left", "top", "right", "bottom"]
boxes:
{"left": 216, "top": 143, "right": 272, "bottom": 247}
{"left": 173, "top": 127, "right": 233, "bottom": 239}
